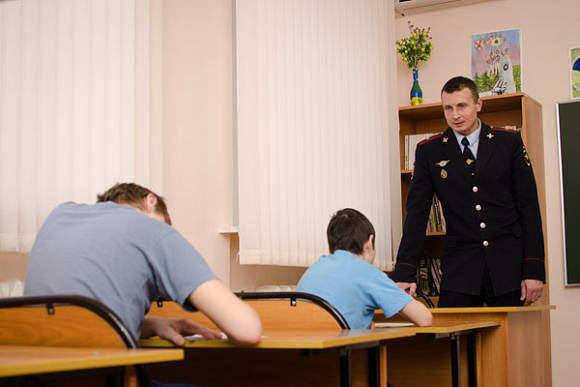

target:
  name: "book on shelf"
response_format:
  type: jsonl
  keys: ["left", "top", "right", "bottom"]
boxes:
{"left": 415, "top": 254, "right": 442, "bottom": 297}
{"left": 403, "top": 132, "right": 441, "bottom": 170}
{"left": 426, "top": 194, "right": 446, "bottom": 233}
{"left": 430, "top": 258, "right": 441, "bottom": 295}
{"left": 416, "top": 256, "right": 432, "bottom": 296}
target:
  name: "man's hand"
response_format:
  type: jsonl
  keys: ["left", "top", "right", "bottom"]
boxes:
{"left": 141, "top": 316, "right": 223, "bottom": 347}
{"left": 521, "top": 279, "right": 543, "bottom": 306}
{"left": 396, "top": 282, "right": 417, "bottom": 297}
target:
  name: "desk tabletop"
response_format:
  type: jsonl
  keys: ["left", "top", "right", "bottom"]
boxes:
{"left": 429, "top": 305, "right": 556, "bottom": 314}
{"left": 375, "top": 304, "right": 555, "bottom": 318}
{"left": 0, "top": 345, "right": 184, "bottom": 378}
{"left": 140, "top": 328, "right": 416, "bottom": 350}
{"left": 375, "top": 320, "right": 502, "bottom": 334}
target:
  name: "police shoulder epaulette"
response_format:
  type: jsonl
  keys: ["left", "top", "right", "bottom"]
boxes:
{"left": 418, "top": 132, "right": 444, "bottom": 146}
{"left": 491, "top": 126, "right": 519, "bottom": 134}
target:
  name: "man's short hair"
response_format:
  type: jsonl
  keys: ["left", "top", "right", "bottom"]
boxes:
{"left": 327, "top": 208, "right": 375, "bottom": 255}
{"left": 441, "top": 76, "right": 479, "bottom": 103}
{"left": 97, "top": 182, "right": 172, "bottom": 225}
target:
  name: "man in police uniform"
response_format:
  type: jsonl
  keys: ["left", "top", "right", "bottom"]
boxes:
{"left": 392, "top": 76, "right": 545, "bottom": 307}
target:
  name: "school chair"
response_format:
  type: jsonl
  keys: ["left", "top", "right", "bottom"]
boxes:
{"left": 0, "top": 294, "right": 152, "bottom": 387}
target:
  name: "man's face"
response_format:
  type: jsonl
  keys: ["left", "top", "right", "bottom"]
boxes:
{"left": 441, "top": 88, "right": 482, "bottom": 136}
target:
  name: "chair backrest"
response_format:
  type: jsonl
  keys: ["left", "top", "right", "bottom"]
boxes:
{"left": 0, "top": 295, "right": 137, "bottom": 348}
{"left": 0, "top": 295, "right": 150, "bottom": 386}
{"left": 148, "top": 291, "right": 349, "bottom": 331}
{"left": 238, "top": 291, "right": 350, "bottom": 330}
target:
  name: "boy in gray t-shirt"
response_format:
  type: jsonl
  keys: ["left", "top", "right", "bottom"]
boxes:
{"left": 25, "top": 182, "right": 262, "bottom": 347}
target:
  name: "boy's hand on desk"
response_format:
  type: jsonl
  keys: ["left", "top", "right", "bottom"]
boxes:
{"left": 142, "top": 316, "right": 223, "bottom": 347}
{"left": 395, "top": 282, "right": 417, "bottom": 297}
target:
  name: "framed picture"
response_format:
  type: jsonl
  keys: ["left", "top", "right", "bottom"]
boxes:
{"left": 570, "top": 46, "right": 580, "bottom": 99}
{"left": 471, "top": 29, "right": 522, "bottom": 97}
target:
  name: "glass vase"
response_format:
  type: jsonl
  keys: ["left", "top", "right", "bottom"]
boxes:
{"left": 410, "top": 68, "right": 423, "bottom": 106}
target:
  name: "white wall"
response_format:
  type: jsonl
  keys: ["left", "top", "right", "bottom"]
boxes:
{"left": 161, "top": 0, "right": 234, "bottom": 284}
{"left": 393, "top": 0, "right": 579, "bottom": 384}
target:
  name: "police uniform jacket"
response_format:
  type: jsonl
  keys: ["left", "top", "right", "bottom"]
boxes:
{"left": 392, "top": 123, "right": 545, "bottom": 296}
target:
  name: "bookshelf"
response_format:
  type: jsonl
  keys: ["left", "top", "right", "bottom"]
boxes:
{"left": 398, "top": 93, "right": 548, "bottom": 302}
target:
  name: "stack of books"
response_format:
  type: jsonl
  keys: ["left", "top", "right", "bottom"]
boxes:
{"left": 403, "top": 132, "right": 441, "bottom": 170}
{"left": 426, "top": 194, "right": 446, "bottom": 233}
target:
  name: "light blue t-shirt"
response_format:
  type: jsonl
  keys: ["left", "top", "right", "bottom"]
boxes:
{"left": 297, "top": 250, "right": 413, "bottom": 329}
{"left": 24, "top": 201, "right": 217, "bottom": 340}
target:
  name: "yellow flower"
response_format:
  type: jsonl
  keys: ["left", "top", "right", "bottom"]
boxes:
{"left": 395, "top": 21, "right": 433, "bottom": 69}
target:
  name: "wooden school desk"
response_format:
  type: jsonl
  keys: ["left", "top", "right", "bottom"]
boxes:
{"left": 0, "top": 345, "right": 183, "bottom": 386}
{"left": 375, "top": 320, "right": 501, "bottom": 387}
{"left": 140, "top": 328, "right": 415, "bottom": 387}
{"left": 374, "top": 305, "right": 555, "bottom": 387}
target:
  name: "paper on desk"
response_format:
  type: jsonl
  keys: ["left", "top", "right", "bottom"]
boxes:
{"left": 373, "top": 322, "right": 414, "bottom": 328}
{"left": 185, "top": 332, "right": 228, "bottom": 341}
{"left": 185, "top": 333, "right": 269, "bottom": 341}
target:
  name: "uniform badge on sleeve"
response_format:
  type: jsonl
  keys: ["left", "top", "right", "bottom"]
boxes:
{"left": 523, "top": 145, "right": 531, "bottom": 166}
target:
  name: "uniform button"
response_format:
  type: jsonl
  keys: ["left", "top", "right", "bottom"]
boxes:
{"left": 475, "top": 204, "right": 482, "bottom": 211}
{"left": 483, "top": 240, "right": 489, "bottom": 247}
{"left": 480, "top": 222, "right": 486, "bottom": 229}
{"left": 472, "top": 186, "right": 479, "bottom": 193}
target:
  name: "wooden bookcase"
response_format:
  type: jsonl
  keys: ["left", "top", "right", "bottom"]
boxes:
{"left": 398, "top": 93, "right": 548, "bottom": 299}
{"left": 397, "top": 92, "right": 552, "bottom": 385}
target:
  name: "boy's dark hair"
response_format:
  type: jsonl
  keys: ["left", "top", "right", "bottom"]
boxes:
{"left": 441, "top": 76, "right": 479, "bottom": 103}
{"left": 327, "top": 208, "right": 375, "bottom": 255}
{"left": 97, "top": 182, "right": 172, "bottom": 225}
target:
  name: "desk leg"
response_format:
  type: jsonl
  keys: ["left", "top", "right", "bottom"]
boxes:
{"left": 467, "top": 333, "right": 477, "bottom": 387}
{"left": 450, "top": 334, "right": 461, "bottom": 387}
{"left": 339, "top": 347, "right": 353, "bottom": 387}
{"left": 367, "top": 346, "right": 380, "bottom": 387}
{"left": 107, "top": 374, "right": 124, "bottom": 387}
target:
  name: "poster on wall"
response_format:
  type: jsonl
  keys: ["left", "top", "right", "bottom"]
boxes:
{"left": 570, "top": 46, "right": 580, "bottom": 99}
{"left": 471, "top": 29, "right": 522, "bottom": 97}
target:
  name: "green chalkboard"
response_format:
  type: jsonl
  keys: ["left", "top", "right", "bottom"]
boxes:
{"left": 558, "top": 100, "right": 580, "bottom": 286}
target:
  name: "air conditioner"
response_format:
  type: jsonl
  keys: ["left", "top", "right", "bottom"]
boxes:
{"left": 395, "top": 0, "right": 493, "bottom": 15}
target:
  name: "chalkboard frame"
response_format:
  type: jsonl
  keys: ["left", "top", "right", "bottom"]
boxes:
{"left": 557, "top": 99, "right": 580, "bottom": 286}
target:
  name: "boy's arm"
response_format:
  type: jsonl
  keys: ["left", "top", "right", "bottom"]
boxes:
{"left": 398, "top": 299, "right": 433, "bottom": 327}
{"left": 141, "top": 315, "right": 223, "bottom": 347}
{"left": 188, "top": 279, "right": 263, "bottom": 345}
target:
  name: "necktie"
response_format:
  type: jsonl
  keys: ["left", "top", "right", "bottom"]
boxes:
{"left": 461, "top": 137, "right": 476, "bottom": 175}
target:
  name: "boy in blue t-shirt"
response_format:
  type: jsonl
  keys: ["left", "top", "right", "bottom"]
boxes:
{"left": 297, "top": 208, "right": 432, "bottom": 329}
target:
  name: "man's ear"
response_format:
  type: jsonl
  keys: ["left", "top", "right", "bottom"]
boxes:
{"left": 143, "top": 193, "right": 158, "bottom": 214}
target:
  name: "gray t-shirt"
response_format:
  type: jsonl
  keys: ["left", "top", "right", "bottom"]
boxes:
{"left": 24, "top": 201, "right": 217, "bottom": 339}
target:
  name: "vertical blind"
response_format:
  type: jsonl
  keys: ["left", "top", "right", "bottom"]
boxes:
{"left": 236, "top": 0, "right": 396, "bottom": 270}
{"left": 0, "top": 0, "right": 137, "bottom": 252}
